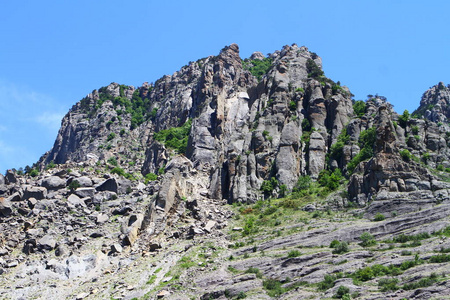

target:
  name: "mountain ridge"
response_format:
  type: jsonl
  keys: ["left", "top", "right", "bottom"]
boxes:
{"left": 1, "top": 43, "right": 450, "bottom": 299}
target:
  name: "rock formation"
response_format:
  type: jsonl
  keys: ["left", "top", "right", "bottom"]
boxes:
{"left": 1, "top": 44, "right": 450, "bottom": 299}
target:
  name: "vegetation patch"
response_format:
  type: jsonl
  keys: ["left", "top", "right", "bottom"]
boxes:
{"left": 154, "top": 119, "right": 192, "bottom": 154}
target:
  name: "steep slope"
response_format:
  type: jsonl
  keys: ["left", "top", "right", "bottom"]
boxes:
{"left": 41, "top": 44, "right": 354, "bottom": 204}
{"left": 2, "top": 44, "right": 450, "bottom": 299}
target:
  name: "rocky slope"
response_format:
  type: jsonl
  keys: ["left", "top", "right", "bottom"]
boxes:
{"left": 1, "top": 44, "right": 450, "bottom": 299}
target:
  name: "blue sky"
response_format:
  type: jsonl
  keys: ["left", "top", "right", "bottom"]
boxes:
{"left": 1, "top": 0, "right": 449, "bottom": 172}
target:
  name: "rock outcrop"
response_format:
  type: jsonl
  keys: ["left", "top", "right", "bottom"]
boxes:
{"left": 2, "top": 44, "right": 450, "bottom": 300}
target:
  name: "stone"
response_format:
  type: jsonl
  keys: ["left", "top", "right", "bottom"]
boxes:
{"left": 96, "top": 178, "right": 118, "bottom": 193}
{"left": 41, "top": 176, "right": 66, "bottom": 190}
{"left": 76, "top": 176, "right": 93, "bottom": 187}
{"left": 67, "top": 194, "right": 86, "bottom": 208}
{"left": 5, "top": 170, "right": 17, "bottom": 184}
{"left": 75, "top": 187, "right": 95, "bottom": 199}
{"left": 7, "top": 192, "right": 21, "bottom": 202}
{"left": 96, "top": 214, "right": 109, "bottom": 224}
{"left": 204, "top": 220, "right": 216, "bottom": 233}
{"left": 157, "top": 290, "right": 170, "bottom": 298}
{"left": 0, "top": 197, "right": 12, "bottom": 217}
{"left": 111, "top": 243, "right": 123, "bottom": 253}
{"left": 23, "top": 186, "right": 47, "bottom": 200}
{"left": 38, "top": 235, "right": 56, "bottom": 251}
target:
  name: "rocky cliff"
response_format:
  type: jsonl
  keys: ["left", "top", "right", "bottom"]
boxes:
{"left": 1, "top": 44, "right": 450, "bottom": 299}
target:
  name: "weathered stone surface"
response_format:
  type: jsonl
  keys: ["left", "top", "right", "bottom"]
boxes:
{"left": 96, "top": 178, "right": 118, "bottom": 193}
{"left": 5, "top": 170, "right": 17, "bottom": 184}
{"left": 41, "top": 176, "right": 66, "bottom": 190}
{"left": 23, "top": 186, "right": 47, "bottom": 200}
{"left": 38, "top": 235, "right": 56, "bottom": 251}
{"left": 0, "top": 197, "right": 12, "bottom": 217}
{"left": 75, "top": 187, "right": 95, "bottom": 199}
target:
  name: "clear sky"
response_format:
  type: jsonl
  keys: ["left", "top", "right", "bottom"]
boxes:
{"left": 1, "top": 0, "right": 449, "bottom": 172}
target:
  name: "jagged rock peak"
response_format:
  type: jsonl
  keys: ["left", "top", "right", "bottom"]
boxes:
{"left": 414, "top": 82, "right": 450, "bottom": 122}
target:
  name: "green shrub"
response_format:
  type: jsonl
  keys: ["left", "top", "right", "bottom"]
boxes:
{"left": 347, "top": 127, "right": 376, "bottom": 173}
{"left": 402, "top": 274, "right": 438, "bottom": 290}
{"left": 373, "top": 213, "right": 385, "bottom": 221}
{"left": 245, "top": 267, "right": 262, "bottom": 278}
{"left": 360, "top": 232, "right": 376, "bottom": 247}
{"left": 429, "top": 253, "right": 450, "bottom": 263}
{"left": 236, "top": 291, "right": 247, "bottom": 299}
{"left": 154, "top": 119, "right": 192, "bottom": 154}
{"left": 107, "top": 132, "right": 116, "bottom": 141}
{"left": 398, "top": 110, "right": 410, "bottom": 128}
{"left": 144, "top": 172, "right": 158, "bottom": 183}
{"left": 437, "top": 164, "right": 444, "bottom": 171}
{"left": 318, "top": 169, "right": 343, "bottom": 191}
{"left": 289, "top": 101, "right": 297, "bottom": 111}
{"left": 353, "top": 100, "right": 366, "bottom": 117}
{"left": 306, "top": 59, "right": 324, "bottom": 80}
{"left": 317, "top": 273, "right": 343, "bottom": 291}
{"left": 243, "top": 57, "right": 273, "bottom": 81}
{"left": 111, "top": 167, "right": 125, "bottom": 177}
{"left": 378, "top": 277, "right": 399, "bottom": 292}
{"left": 107, "top": 157, "right": 118, "bottom": 166}
{"left": 68, "top": 180, "right": 80, "bottom": 192}
{"left": 260, "top": 177, "right": 278, "bottom": 194}
{"left": 334, "top": 285, "right": 350, "bottom": 299}
{"left": 399, "top": 149, "right": 412, "bottom": 162}
{"left": 332, "top": 241, "right": 349, "bottom": 254}
{"left": 295, "top": 87, "right": 304, "bottom": 93}
{"left": 28, "top": 168, "right": 39, "bottom": 177}
{"left": 411, "top": 125, "right": 419, "bottom": 135}
{"left": 354, "top": 266, "right": 374, "bottom": 281}
{"left": 330, "top": 240, "right": 340, "bottom": 248}
{"left": 329, "top": 129, "right": 350, "bottom": 163}
{"left": 263, "top": 278, "right": 285, "bottom": 297}
{"left": 287, "top": 250, "right": 301, "bottom": 258}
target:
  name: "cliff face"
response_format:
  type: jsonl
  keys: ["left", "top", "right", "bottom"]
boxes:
{"left": 41, "top": 43, "right": 355, "bottom": 203}
{"left": 3, "top": 44, "right": 450, "bottom": 300}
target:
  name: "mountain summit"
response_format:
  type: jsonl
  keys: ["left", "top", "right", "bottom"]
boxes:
{"left": 1, "top": 44, "right": 450, "bottom": 299}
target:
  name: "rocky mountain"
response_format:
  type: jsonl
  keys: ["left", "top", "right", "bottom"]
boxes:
{"left": 1, "top": 44, "right": 450, "bottom": 300}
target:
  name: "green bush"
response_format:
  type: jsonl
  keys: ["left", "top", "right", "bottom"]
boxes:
{"left": 144, "top": 172, "right": 158, "bottom": 183}
{"left": 399, "top": 149, "right": 412, "bottom": 162}
{"left": 411, "top": 125, "right": 419, "bottom": 135}
{"left": 318, "top": 169, "right": 343, "bottom": 191}
{"left": 317, "top": 273, "right": 343, "bottom": 291}
{"left": 378, "top": 277, "right": 399, "bottom": 292}
{"left": 332, "top": 241, "right": 349, "bottom": 254}
{"left": 329, "top": 129, "right": 350, "bottom": 163}
{"left": 360, "top": 232, "right": 376, "bottom": 247}
{"left": 402, "top": 274, "right": 438, "bottom": 290}
{"left": 111, "top": 167, "right": 125, "bottom": 177}
{"left": 437, "top": 164, "right": 444, "bottom": 171}
{"left": 353, "top": 100, "right": 366, "bottom": 117}
{"left": 107, "top": 157, "right": 118, "bottom": 166}
{"left": 68, "top": 180, "right": 80, "bottom": 192}
{"left": 263, "top": 278, "right": 285, "bottom": 297}
{"left": 373, "top": 213, "right": 385, "bottom": 221}
{"left": 289, "top": 101, "right": 297, "bottom": 111}
{"left": 429, "top": 253, "right": 450, "bottom": 263}
{"left": 334, "top": 285, "right": 350, "bottom": 299}
{"left": 260, "top": 177, "right": 278, "bottom": 194}
{"left": 245, "top": 267, "right": 262, "bottom": 279}
{"left": 28, "top": 168, "right": 39, "bottom": 177}
{"left": 154, "top": 119, "right": 192, "bottom": 154}
{"left": 306, "top": 59, "right": 324, "bottom": 80}
{"left": 243, "top": 57, "right": 273, "bottom": 81}
{"left": 107, "top": 132, "right": 116, "bottom": 141}
{"left": 347, "top": 127, "right": 376, "bottom": 174}
{"left": 287, "top": 250, "right": 301, "bottom": 258}
{"left": 398, "top": 110, "right": 410, "bottom": 128}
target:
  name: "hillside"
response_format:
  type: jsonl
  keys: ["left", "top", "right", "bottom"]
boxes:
{"left": 1, "top": 44, "right": 450, "bottom": 299}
